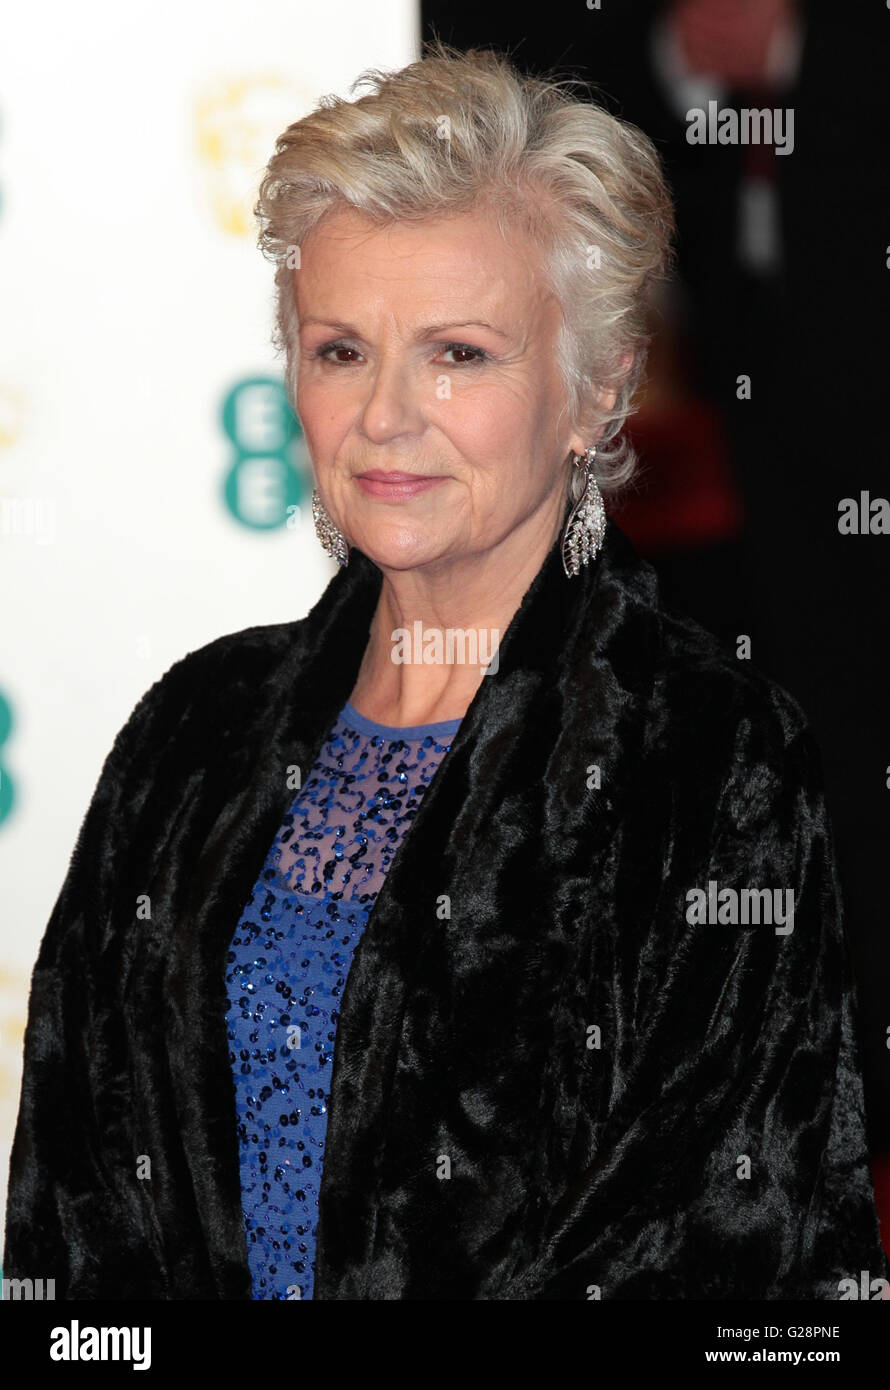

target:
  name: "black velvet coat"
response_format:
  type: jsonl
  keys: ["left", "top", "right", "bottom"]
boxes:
{"left": 4, "top": 520, "right": 886, "bottom": 1299}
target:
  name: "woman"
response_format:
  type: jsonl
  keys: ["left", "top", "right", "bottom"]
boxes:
{"left": 4, "top": 43, "right": 886, "bottom": 1300}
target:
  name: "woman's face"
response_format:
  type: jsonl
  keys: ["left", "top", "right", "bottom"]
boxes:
{"left": 293, "top": 204, "right": 589, "bottom": 572}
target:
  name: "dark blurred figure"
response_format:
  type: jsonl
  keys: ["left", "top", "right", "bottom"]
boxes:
{"left": 423, "top": 0, "right": 890, "bottom": 1187}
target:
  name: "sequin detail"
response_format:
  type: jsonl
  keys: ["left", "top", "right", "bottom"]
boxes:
{"left": 225, "top": 702, "right": 460, "bottom": 1300}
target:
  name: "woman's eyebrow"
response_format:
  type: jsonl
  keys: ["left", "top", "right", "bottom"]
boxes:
{"left": 417, "top": 320, "right": 510, "bottom": 340}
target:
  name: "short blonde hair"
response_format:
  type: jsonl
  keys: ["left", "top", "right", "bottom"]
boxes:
{"left": 255, "top": 40, "right": 675, "bottom": 492}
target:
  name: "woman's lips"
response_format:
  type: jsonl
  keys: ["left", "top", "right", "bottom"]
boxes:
{"left": 355, "top": 471, "right": 449, "bottom": 501}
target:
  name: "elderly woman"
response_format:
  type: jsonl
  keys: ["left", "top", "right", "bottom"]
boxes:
{"left": 4, "top": 44, "right": 886, "bottom": 1302}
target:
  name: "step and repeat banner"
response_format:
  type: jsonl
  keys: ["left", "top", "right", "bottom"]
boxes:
{"left": 0, "top": 0, "right": 415, "bottom": 1235}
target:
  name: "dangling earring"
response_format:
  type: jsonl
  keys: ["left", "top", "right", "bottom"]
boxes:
{"left": 312, "top": 488, "right": 349, "bottom": 568}
{"left": 561, "top": 446, "right": 606, "bottom": 578}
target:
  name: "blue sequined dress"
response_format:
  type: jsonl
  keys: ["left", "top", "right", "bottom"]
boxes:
{"left": 224, "top": 699, "right": 462, "bottom": 1300}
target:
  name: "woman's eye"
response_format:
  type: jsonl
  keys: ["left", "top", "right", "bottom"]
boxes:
{"left": 315, "top": 342, "right": 361, "bottom": 364}
{"left": 441, "top": 343, "right": 487, "bottom": 365}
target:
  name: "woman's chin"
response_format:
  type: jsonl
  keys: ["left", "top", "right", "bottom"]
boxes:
{"left": 348, "top": 523, "right": 454, "bottom": 573}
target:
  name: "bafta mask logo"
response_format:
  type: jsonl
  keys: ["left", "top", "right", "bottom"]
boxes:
{"left": 194, "top": 75, "right": 316, "bottom": 237}
{"left": 0, "top": 961, "right": 28, "bottom": 1136}
{"left": 0, "top": 384, "right": 26, "bottom": 451}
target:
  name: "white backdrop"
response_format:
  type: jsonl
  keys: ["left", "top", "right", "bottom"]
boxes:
{"left": 0, "top": 0, "right": 416, "bottom": 1251}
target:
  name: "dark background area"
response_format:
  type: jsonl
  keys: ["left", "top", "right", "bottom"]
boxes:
{"left": 421, "top": 0, "right": 890, "bottom": 1211}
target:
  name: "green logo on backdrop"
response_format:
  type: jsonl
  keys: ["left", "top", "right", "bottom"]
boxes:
{"left": 221, "top": 377, "right": 308, "bottom": 528}
{"left": 0, "top": 689, "right": 15, "bottom": 825}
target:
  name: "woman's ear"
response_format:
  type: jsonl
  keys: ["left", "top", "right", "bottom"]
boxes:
{"left": 572, "top": 351, "right": 636, "bottom": 449}
{"left": 609, "top": 350, "right": 635, "bottom": 403}
{"left": 592, "top": 351, "right": 635, "bottom": 437}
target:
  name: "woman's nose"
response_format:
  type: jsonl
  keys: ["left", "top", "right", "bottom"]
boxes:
{"left": 359, "top": 361, "right": 426, "bottom": 444}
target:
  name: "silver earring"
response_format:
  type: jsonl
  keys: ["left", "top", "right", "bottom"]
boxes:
{"left": 312, "top": 488, "right": 349, "bottom": 568}
{"left": 561, "top": 446, "right": 606, "bottom": 578}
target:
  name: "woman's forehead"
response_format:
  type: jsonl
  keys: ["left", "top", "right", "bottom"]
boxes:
{"left": 294, "top": 207, "right": 551, "bottom": 319}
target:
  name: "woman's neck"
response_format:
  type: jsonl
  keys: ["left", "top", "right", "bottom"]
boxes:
{"left": 348, "top": 500, "right": 562, "bottom": 727}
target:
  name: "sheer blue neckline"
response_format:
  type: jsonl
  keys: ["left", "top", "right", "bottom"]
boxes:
{"left": 340, "top": 699, "right": 462, "bottom": 742}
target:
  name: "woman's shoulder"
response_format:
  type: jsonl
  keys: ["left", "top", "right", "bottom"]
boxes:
{"left": 648, "top": 595, "right": 819, "bottom": 778}
{"left": 602, "top": 527, "right": 814, "bottom": 762}
{"left": 105, "top": 617, "right": 306, "bottom": 779}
